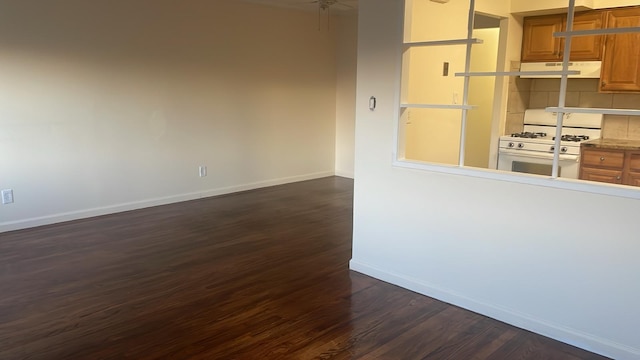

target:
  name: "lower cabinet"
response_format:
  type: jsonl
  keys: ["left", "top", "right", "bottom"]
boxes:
{"left": 580, "top": 148, "right": 640, "bottom": 187}
{"left": 625, "top": 151, "right": 640, "bottom": 186}
{"left": 581, "top": 167, "right": 623, "bottom": 184}
{"left": 580, "top": 148, "right": 624, "bottom": 184}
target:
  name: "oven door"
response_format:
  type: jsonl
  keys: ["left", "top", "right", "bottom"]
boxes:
{"left": 497, "top": 149, "right": 580, "bottom": 178}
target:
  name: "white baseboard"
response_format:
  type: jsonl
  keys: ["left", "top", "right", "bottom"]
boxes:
{"left": 0, "top": 171, "right": 335, "bottom": 233}
{"left": 349, "top": 259, "right": 639, "bottom": 360}
{"left": 335, "top": 170, "right": 354, "bottom": 179}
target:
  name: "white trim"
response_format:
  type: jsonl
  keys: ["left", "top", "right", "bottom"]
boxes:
{"left": 455, "top": 70, "right": 581, "bottom": 77}
{"left": 547, "top": 107, "right": 640, "bottom": 117}
{"left": 403, "top": 38, "right": 483, "bottom": 47}
{"left": 334, "top": 170, "right": 355, "bottom": 179}
{"left": 555, "top": 26, "right": 640, "bottom": 37}
{"left": 0, "top": 171, "right": 335, "bottom": 233}
{"left": 349, "top": 260, "right": 640, "bottom": 360}
{"left": 391, "top": 158, "right": 640, "bottom": 200}
{"left": 401, "top": 103, "right": 476, "bottom": 110}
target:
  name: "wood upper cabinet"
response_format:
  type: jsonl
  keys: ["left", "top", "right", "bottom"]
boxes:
{"left": 522, "top": 15, "right": 564, "bottom": 62}
{"left": 600, "top": 7, "right": 640, "bottom": 92}
{"left": 570, "top": 11, "right": 605, "bottom": 60}
{"left": 521, "top": 11, "right": 604, "bottom": 62}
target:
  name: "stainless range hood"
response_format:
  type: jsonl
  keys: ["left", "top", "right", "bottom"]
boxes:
{"left": 520, "top": 61, "right": 602, "bottom": 78}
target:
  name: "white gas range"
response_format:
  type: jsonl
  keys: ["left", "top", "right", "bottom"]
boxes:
{"left": 497, "top": 109, "right": 603, "bottom": 178}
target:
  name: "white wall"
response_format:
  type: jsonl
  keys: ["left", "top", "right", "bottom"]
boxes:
{"left": 0, "top": 0, "right": 347, "bottom": 232}
{"left": 334, "top": 12, "right": 358, "bottom": 179}
{"left": 351, "top": 1, "right": 640, "bottom": 359}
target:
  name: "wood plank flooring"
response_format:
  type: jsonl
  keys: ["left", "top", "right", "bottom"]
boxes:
{"left": 0, "top": 176, "right": 609, "bottom": 359}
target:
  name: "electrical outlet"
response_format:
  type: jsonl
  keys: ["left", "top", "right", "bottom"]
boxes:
{"left": 1, "top": 189, "right": 14, "bottom": 204}
{"left": 198, "top": 166, "right": 207, "bottom": 177}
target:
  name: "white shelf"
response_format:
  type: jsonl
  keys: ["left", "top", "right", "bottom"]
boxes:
{"left": 546, "top": 107, "right": 640, "bottom": 116}
{"left": 455, "top": 70, "right": 580, "bottom": 77}
{"left": 555, "top": 26, "right": 640, "bottom": 38}
{"left": 401, "top": 103, "right": 476, "bottom": 110}
{"left": 404, "top": 38, "right": 483, "bottom": 47}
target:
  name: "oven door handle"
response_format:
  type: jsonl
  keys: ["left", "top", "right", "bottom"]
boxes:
{"left": 499, "top": 149, "right": 579, "bottom": 162}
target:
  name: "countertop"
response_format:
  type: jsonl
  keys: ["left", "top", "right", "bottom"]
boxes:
{"left": 581, "top": 138, "right": 640, "bottom": 151}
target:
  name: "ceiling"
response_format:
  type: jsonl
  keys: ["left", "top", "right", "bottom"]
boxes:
{"left": 240, "top": 0, "right": 358, "bottom": 13}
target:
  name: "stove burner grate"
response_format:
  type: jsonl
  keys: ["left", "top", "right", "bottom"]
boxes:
{"left": 553, "top": 134, "right": 590, "bottom": 142}
{"left": 510, "top": 132, "right": 547, "bottom": 138}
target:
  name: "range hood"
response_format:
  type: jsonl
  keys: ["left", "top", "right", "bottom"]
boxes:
{"left": 520, "top": 61, "right": 601, "bottom": 78}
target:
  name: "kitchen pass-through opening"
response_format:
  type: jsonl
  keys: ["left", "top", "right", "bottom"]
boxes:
{"left": 400, "top": 10, "right": 504, "bottom": 170}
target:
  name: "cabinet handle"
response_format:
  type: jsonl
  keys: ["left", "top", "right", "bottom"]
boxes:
{"left": 616, "top": 176, "right": 621, "bottom": 181}
{"left": 601, "top": 81, "right": 606, "bottom": 87}
{"left": 600, "top": 157, "right": 605, "bottom": 161}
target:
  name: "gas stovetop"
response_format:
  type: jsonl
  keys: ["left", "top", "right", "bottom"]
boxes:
{"left": 508, "top": 132, "right": 591, "bottom": 142}
{"left": 499, "top": 109, "right": 603, "bottom": 156}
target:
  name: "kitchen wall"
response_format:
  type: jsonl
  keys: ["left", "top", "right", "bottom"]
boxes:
{"left": 504, "top": 62, "right": 531, "bottom": 142}
{"left": 404, "top": 27, "right": 501, "bottom": 167}
{"left": 352, "top": 1, "right": 640, "bottom": 359}
{"left": 402, "top": 0, "right": 467, "bottom": 165}
{"left": 505, "top": 76, "right": 640, "bottom": 139}
{"left": 528, "top": 78, "right": 640, "bottom": 139}
{"left": 0, "top": 0, "right": 350, "bottom": 232}
{"left": 465, "top": 28, "right": 500, "bottom": 168}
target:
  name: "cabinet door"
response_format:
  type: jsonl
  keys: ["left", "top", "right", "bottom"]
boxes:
{"left": 623, "top": 151, "right": 640, "bottom": 185}
{"left": 625, "top": 172, "right": 640, "bottom": 187}
{"left": 625, "top": 151, "right": 640, "bottom": 171}
{"left": 600, "top": 7, "right": 640, "bottom": 92}
{"left": 522, "top": 15, "right": 564, "bottom": 62}
{"left": 568, "top": 11, "right": 605, "bottom": 61}
{"left": 581, "top": 167, "right": 623, "bottom": 184}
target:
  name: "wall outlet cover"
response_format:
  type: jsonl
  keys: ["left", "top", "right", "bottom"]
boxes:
{"left": 2, "top": 189, "right": 14, "bottom": 204}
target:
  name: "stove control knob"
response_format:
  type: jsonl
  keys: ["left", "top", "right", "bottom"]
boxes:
{"left": 561, "top": 146, "right": 568, "bottom": 153}
{"left": 550, "top": 146, "right": 555, "bottom": 152}
{"left": 517, "top": 143, "right": 525, "bottom": 149}
{"left": 508, "top": 142, "right": 515, "bottom": 148}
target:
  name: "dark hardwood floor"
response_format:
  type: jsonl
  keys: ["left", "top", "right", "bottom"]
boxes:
{"left": 0, "top": 176, "right": 609, "bottom": 359}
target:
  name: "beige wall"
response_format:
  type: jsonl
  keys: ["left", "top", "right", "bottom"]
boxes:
{"left": 402, "top": 0, "right": 473, "bottom": 164}
{"left": 334, "top": 12, "right": 358, "bottom": 178}
{"left": 511, "top": 0, "right": 594, "bottom": 14}
{"left": 0, "top": 0, "right": 344, "bottom": 231}
{"left": 593, "top": 0, "right": 640, "bottom": 7}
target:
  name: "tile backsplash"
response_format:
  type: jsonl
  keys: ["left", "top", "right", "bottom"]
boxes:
{"left": 505, "top": 61, "right": 530, "bottom": 136}
{"left": 505, "top": 71, "right": 640, "bottom": 139}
